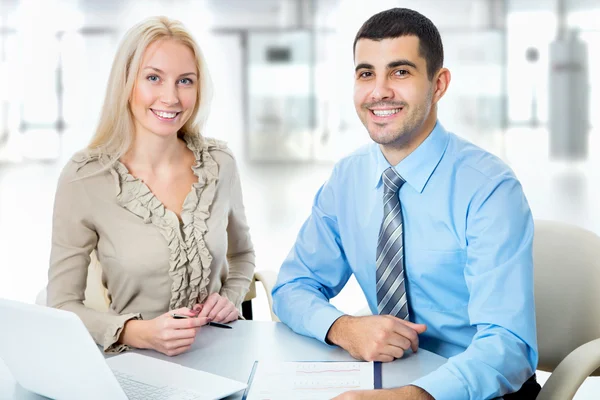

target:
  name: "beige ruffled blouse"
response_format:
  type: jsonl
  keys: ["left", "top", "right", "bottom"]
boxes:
{"left": 47, "top": 136, "right": 255, "bottom": 353}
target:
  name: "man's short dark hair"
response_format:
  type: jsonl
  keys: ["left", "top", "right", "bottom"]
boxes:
{"left": 353, "top": 8, "right": 443, "bottom": 81}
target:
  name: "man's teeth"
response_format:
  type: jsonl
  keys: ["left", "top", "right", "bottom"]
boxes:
{"left": 372, "top": 109, "right": 400, "bottom": 116}
{"left": 153, "top": 110, "right": 178, "bottom": 118}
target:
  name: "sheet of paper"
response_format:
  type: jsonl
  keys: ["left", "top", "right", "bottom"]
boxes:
{"left": 245, "top": 361, "right": 374, "bottom": 400}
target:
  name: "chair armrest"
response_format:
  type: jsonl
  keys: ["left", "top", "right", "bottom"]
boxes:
{"left": 36, "top": 288, "right": 47, "bottom": 306}
{"left": 537, "top": 338, "right": 600, "bottom": 400}
{"left": 253, "top": 270, "right": 279, "bottom": 322}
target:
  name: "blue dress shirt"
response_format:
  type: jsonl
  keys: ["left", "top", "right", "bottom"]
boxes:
{"left": 272, "top": 122, "right": 538, "bottom": 399}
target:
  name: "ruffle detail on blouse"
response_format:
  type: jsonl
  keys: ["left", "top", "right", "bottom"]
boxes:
{"left": 106, "top": 136, "right": 228, "bottom": 310}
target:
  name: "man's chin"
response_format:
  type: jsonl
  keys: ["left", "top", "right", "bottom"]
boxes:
{"left": 368, "top": 131, "right": 402, "bottom": 146}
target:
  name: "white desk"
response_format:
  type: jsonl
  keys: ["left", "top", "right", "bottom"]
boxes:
{"left": 0, "top": 321, "right": 447, "bottom": 399}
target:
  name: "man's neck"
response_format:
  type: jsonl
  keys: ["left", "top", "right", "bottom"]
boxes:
{"left": 380, "top": 112, "right": 437, "bottom": 166}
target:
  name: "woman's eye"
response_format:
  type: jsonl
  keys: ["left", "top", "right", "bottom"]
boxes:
{"left": 179, "top": 78, "right": 193, "bottom": 85}
{"left": 147, "top": 75, "right": 159, "bottom": 82}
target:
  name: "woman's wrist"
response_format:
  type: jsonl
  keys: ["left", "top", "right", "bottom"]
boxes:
{"left": 119, "top": 319, "right": 148, "bottom": 349}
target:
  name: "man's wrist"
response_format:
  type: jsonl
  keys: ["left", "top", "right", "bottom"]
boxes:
{"left": 325, "top": 315, "right": 352, "bottom": 346}
{"left": 340, "top": 386, "right": 433, "bottom": 400}
{"left": 403, "top": 385, "right": 435, "bottom": 399}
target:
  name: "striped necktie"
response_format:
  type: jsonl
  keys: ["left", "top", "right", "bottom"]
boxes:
{"left": 376, "top": 167, "right": 409, "bottom": 320}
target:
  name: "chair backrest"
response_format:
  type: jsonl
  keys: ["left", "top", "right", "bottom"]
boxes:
{"left": 84, "top": 251, "right": 110, "bottom": 312}
{"left": 36, "top": 251, "right": 110, "bottom": 312}
{"left": 534, "top": 220, "right": 600, "bottom": 374}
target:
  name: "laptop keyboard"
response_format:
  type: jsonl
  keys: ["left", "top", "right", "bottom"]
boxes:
{"left": 113, "top": 370, "right": 204, "bottom": 400}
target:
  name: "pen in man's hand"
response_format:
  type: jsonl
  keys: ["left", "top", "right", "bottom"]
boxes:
{"left": 171, "top": 313, "right": 233, "bottom": 329}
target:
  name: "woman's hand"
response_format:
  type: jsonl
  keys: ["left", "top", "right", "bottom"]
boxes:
{"left": 193, "top": 293, "right": 239, "bottom": 323}
{"left": 121, "top": 307, "right": 210, "bottom": 356}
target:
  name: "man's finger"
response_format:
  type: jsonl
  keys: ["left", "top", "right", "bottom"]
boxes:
{"left": 380, "top": 344, "right": 405, "bottom": 360}
{"left": 374, "top": 353, "right": 395, "bottom": 363}
{"left": 389, "top": 322, "right": 420, "bottom": 352}
{"left": 387, "top": 333, "right": 412, "bottom": 351}
{"left": 402, "top": 320, "right": 428, "bottom": 334}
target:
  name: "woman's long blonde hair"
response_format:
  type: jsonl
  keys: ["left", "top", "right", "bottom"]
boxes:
{"left": 87, "top": 16, "right": 213, "bottom": 160}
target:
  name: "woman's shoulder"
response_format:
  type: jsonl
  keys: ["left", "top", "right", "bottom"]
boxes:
{"left": 59, "top": 148, "right": 110, "bottom": 182}
{"left": 205, "top": 137, "right": 236, "bottom": 163}
{"left": 187, "top": 135, "right": 237, "bottom": 166}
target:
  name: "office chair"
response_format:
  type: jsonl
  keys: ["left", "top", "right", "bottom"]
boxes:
{"left": 534, "top": 220, "right": 600, "bottom": 399}
{"left": 36, "top": 251, "right": 279, "bottom": 322}
{"left": 351, "top": 219, "right": 600, "bottom": 398}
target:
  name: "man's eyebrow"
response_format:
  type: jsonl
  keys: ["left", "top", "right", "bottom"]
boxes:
{"left": 387, "top": 59, "right": 418, "bottom": 70}
{"left": 355, "top": 63, "right": 374, "bottom": 72}
{"left": 355, "top": 60, "right": 418, "bottom": 72}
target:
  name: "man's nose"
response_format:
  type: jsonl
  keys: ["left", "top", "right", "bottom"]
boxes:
{"left": 370, "top": 77, "right": 394, "bottom": 102}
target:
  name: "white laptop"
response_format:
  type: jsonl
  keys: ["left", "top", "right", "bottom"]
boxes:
{"left": 0, "top": 298, "right": 247, "bottom": 400}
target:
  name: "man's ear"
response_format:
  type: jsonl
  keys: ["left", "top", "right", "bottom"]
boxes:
{"left": 432, "top": 68, "right": 451, "bottom": 105}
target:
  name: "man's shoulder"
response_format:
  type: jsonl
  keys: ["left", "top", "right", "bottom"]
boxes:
{"left": 447, "top": 133, "right": 517, "bottom": 185}
{"left": 333, "top": 143, "right": 376, "bottom": 174}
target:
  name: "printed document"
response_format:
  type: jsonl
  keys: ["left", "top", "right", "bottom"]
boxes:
{"left": 244, "top": 361, "right": 374, "bottom": 400}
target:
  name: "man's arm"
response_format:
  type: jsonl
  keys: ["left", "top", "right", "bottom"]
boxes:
{"left": 272, "top": 165, "right": 352, "bottom": 342}
{"left": 334, "top": 386, "right": 434, "bottom": 400}
{"left": 273, "top": 166, "right": 428, "bottom": 360}
{"left": 411, "top": 176, "right": 538, "bottom": 399}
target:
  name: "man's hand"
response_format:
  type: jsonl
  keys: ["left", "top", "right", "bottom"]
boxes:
{"left": 333, "top": 386, "right": 434, "bottom": 399}
{"left": 326, "top": 315, "right": 427, "bottom": 362}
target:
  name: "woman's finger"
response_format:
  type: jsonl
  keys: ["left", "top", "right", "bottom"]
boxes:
{"left": 164, "top": 337, "right": 195, "bottom": 351}
{"left": 165, "top": 345, "right": 192, "bottom": 357}
{"left": 208, "top": 296, "right": 229, "bottom": 320}
{"left": 223, "top": 309, "right": 239, "bottom": 323}
{"left": 214, "top": 305, "right": 235, "bottom": 322}
{"left": 197, "top": 294, "right": 220, "bottom": 318}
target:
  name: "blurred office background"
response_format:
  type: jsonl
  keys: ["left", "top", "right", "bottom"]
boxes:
{"left": 0, "top": 0, "right": 598, "bottom": 395}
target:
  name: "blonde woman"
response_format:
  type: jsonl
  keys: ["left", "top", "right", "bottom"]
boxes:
{"left": 47, "top": 16, "right": 255, "bottom": 356}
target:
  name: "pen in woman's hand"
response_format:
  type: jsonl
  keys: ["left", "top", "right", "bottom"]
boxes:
{"left": 171, "top": 313, "right": 233, "bottom": 329}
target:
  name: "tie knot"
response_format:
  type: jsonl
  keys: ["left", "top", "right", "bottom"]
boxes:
{"left": 382, "top": 167, "right": 405, "bottom": 194}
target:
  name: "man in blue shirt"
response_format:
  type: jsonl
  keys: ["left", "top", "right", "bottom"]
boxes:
{"left": 272, "top": 8, "right": 540, "bottom": 400}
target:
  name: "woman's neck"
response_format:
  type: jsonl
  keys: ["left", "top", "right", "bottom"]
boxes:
{"left": 123, "top": 133, "right": 185, "bottom": 173}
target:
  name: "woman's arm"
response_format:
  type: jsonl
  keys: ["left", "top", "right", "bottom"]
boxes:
{"left": 47, "top": 161, "right": 140, "bottom": 353}
{"left": 221, "top": 158, "right": 255, "bottom": 308}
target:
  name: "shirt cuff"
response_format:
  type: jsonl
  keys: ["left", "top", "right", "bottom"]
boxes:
{"left": 103, "top": 313, "right": 142, "bottom": 353}
{"left": 411, "top": 365, "right": 468, "bottom": 400}
{"left": 306, "top": 305, "right": 345, "bottom": 344}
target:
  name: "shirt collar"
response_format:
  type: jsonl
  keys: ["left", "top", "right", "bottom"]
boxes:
{"left": 372, "top": 121, "right": 449, "bottom": 193}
